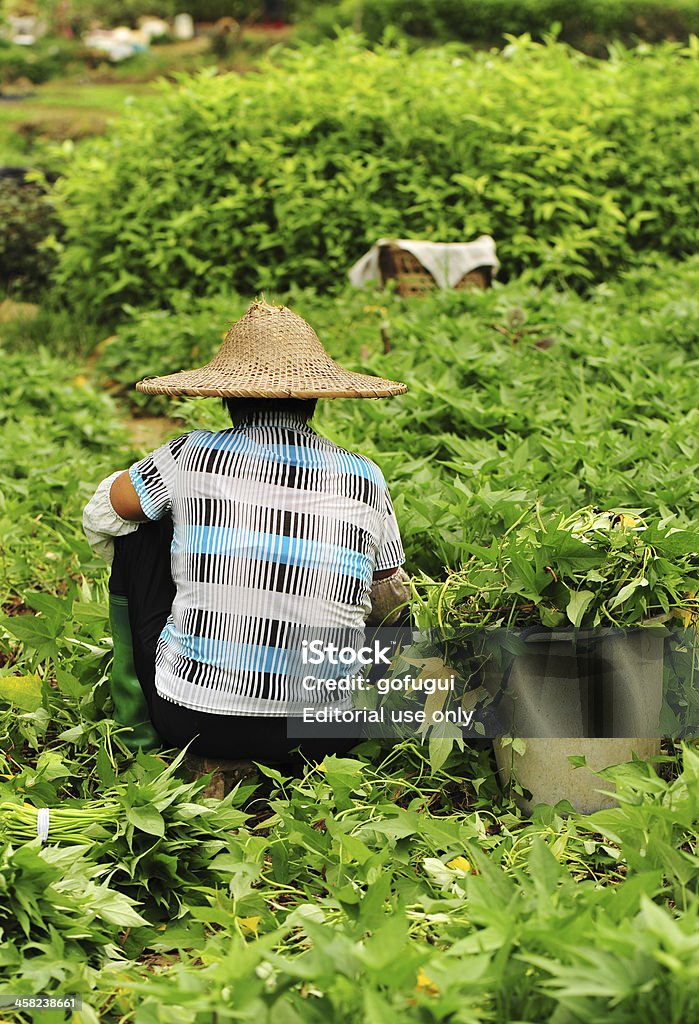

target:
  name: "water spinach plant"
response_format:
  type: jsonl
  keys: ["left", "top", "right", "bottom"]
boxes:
{"left": 413, "top": 505, "right": 699, "bottom": 632}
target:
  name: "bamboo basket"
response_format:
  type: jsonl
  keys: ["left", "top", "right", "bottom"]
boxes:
{"left": 377, "top": 243, "right": 492, "bottom": 298}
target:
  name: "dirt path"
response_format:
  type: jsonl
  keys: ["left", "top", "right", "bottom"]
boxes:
{"left": 123, "top": 414, "right": 183, "bottom": 451}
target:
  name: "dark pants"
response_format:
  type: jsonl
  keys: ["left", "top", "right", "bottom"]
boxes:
{"left": 109, "top": 518, "right": 356, "bottom": 763}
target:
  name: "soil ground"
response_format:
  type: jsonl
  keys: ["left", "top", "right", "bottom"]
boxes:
{"left": 123, "top": 414, "right": 183, "bottom": 451}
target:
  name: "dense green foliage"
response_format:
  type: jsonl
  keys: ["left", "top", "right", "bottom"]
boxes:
{"left": 0, "top": 343, "right": 126, "bottom": 606}
{"left": 309, "top": 0, "right": 699, "bottom": 49}
{"left": 6, "top": 739, "right": 699, "bottom": 1021}
{"left": 3, "top": 22, "right": 699, "bottom": 1016}
{"left": 0, "top": 36, "right": 92, "bottom": 84}
{"left": 53, "top": 36, "right": 699, "bottom": 314}
{"left": 417, "top": 506, "right": 699, "bottom": 631}
{"left": 0, "top": 179, "right": 61, "bottom": 296}
{"left": 1, "top": 0, "right": 175, "bottom": 33}
{"left": 172, "top": 0, "right": 316, "bottom": 21}
{"left": 100, "top": 254, "right": 699, "bottom": 579}
{"left": 3, "top": 256, "right": 699, "bottom": 1021}
{"left": 2, "top": 570, "right": 699, "bottom": 1024}
{"left": 32, "top": 0, "right": 304, "bottom": 30}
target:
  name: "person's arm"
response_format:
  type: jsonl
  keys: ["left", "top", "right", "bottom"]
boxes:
{"left": 109, "top": 470, "right": 146, "bottom": 521}
{"left": 367, "top": 486, "right": 409, "bottom": 625}
{"left": 82, "top": 470, "right": 144, "bottom": 563}
{"left": 83, "top": 434, "right": 188, "bottom": 562}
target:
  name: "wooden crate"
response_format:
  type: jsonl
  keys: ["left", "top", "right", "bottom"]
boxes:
{"left": 377, "top": 243, "right": 492, "bottom": 298}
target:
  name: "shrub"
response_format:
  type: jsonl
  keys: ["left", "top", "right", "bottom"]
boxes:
{"left": 181, "top": 0, "right": 317, "bottom": 22}
{"left": 0, "top": 177, "right": 62, "bottom": 298}
{"left": 0, "top": 38, "right": 89, "bottom": 85}
{"left": 52, "top": 36, "right": 699, "bottom": 314}
{"left": 49, "top": 0, "right": 177, "bottom": 30}
{"left": 314, "top": 0, "right": 699, "bottom": 50}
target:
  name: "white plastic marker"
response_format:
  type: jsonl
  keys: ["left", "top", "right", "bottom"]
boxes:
{"left": 36, "top": 807, "right": 50, "bottom": 843}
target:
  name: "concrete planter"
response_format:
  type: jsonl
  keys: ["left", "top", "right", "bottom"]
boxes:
{"left": 493, "top": 736, "right": 662, "bottom": 814}
{"left": 487, "top": 627, "right": 664, "bottom": 813}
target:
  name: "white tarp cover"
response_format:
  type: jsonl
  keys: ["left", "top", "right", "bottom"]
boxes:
{"left": 348, "top": 234, "right": 499, "bottom": 290}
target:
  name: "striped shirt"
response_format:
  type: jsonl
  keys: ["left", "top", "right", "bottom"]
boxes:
{"left": 128, "top": 410, "right": 405, "bottom": 716}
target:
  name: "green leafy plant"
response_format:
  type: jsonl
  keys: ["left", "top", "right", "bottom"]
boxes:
{"left": 0, "top": 839, "right": 146, "bottom": 998}
{"left": 414, "top": 505, "right": 699, "bottom": 631}
{"left": 0, "top": 178, "right": 61, "bottom": 298}
{"left": 52, "top": 36, "right": 699, "bottom": 314}
{"left": 0, "top": 37, "right": 93, "bottom": 85}
{"left": 315, "top": 0, "right": 699, "bottom": 52}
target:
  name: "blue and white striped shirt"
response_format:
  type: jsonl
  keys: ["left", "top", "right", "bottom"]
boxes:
{"left": 129, "top": 410, "right": 405, "bottom": 716}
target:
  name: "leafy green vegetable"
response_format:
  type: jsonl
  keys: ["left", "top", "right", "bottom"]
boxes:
{"left": 416, "top": 506, "right": 699, "bottom": 631}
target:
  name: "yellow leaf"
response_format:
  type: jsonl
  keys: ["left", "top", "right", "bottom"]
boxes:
{"left": 421, "top": 683, "right": 450, "bottom": 725}
{"left": 411, "top": 656, "right": 452, "bottom": 677}
{"left": 673, "top": 608, "right": 699, "bottom": 628}
{"left": 411, "top": 657, "right": 456, "bottom": 728}
{"left": 446, "top": 856, "right": 471, "bottom": 873}
{"left": 461, "top": 685, "right": 486, "bottom": 713}
{"left": 236, "top": 915, "right": 261, "bottom": 938}
{"left": 0, "top": 674, "right": 43, "bottom": 712}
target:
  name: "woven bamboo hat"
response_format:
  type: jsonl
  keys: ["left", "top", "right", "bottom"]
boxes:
{"left": 136, "top": 300, "right": 407, "bottom": 399}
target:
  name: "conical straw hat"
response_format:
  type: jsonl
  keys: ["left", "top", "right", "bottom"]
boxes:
{"left": 136, "top": 300, "right": 407, "bottom": 399}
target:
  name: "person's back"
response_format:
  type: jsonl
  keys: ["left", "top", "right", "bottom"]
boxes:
{"left": 83, "top": 300, "right": 409, "bottom": 764}
{"left": 129, "top": 408, "right": 404, "bottom": 716}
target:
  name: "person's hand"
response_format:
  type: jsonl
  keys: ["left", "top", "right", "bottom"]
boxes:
{"left": 368, "top": 567, "right": 411, "bottom": 625}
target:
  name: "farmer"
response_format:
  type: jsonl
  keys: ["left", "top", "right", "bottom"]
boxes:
{"left": 83, "top": 301, "right": 409, "bottom": 770}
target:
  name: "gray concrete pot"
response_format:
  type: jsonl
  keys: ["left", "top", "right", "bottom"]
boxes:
{"left": 493, "top": 736, "right": 662, "bottom": 814}
{"left": 487, "top": 627, "right": 664, "bottom": 813}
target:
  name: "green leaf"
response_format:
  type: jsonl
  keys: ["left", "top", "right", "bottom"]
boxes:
{"left": 428, "top": 735, "right": 453, "bottom": 773}
{"left": 96, "top": 745, "right": 117, "bottom": 787}
{"left": 608, "top": 578, "right": 648, "bottom": 610}
{"left": 0, "top": 614, "right": 61, "bottom": 661}
{"left": 92, "top": 889, "right": 148, "bottom": 928}
{"left": 566, "top": 589, "right": 596, "bottom": 627}
{"left": 126, "top": 805, "right": 165, "bottom": 837}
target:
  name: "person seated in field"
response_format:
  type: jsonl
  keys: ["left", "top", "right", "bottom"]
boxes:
{"left": 83, "top": 300, "right": 409, "bottom": 770}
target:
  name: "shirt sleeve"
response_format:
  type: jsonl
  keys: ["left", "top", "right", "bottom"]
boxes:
{"left": 375, "top": 487, "right": 406, "bottom": 572}
{"left": 128, "top": 434, "right": 190, "bottom": 521}
{"left": 83, "top": 470, "right": 141, "bottom": 564}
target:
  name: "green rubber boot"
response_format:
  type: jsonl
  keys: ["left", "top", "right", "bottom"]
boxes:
{"left": 109, "top": 593, "right": 160, "bottom": 752}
